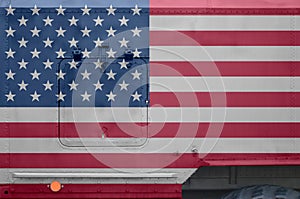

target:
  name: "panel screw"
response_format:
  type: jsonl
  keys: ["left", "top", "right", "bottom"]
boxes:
{"left": 191, "top": 147, "right": 198, "bottom": 153}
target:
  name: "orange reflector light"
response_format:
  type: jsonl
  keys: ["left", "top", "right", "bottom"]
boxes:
{"left": 50, "top": 181, "right": 62, "bottom": 192}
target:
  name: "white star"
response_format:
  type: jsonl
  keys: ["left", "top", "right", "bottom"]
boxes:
{"left": 106, "top": 69, "right": 116, "bottom": 80}
{"left": 18, "top": 59, "right": 28, "bottom": 69}
{"left": 55, "top": 70, "right": 66, "bottom": 79}
{"left": 93, "top": 16, "right": 104, "bottom": 26}
{"left": 118, "top": 59, "right": 129, "bottom": 69}
{"left": 5, "top": 48, "right": 15, "bottom": 59}
{"left": 81, "top": 91, "right": 91, "bottom": 102}
{"left": 93, "top": 80, "right": 104, "bottom": 91}
{"left": 106, "top": 48, "right": 116, "bottom": 58}
{"left": 119, "top": 16, "right": 129, "bottom": 26}
{"left": 5, "top": 70, "right": 15, "bottom": 80}
{"left": 30, "top": 69, "right": 41, "bottom": 80}
{"left": 119, "top": 80, "right": 129, "bottom": 91}
{"left": 30, "top": 26, "right": 41, "bottom": 37}
{"left": 106, "top": 26, "right": 116, "bottom": 37}
{"left": 131, "top": 91, "right": 142, "bottom": 101}
{"left": 31, "top": 5, "right": 40, "bottom": 15}
{"left": 56, "top": 27, "right": 66, "bottom": 37}
{"left": 68, "top": 80, "right": 79, "bottom": 91}
{"left": 56, "top": 48, "right": 66, "bottom": 58}
{"left": 132, "top": 5, "right": 141, "bottom": 16}
{"left": 18, "top": 37, "right": 28, "bottom": 48}
{"left": 18, "top": 80, "right": 28, "bottom": 91}
{"left": 30, "top": 91, "right": 41, "bottom": 102}
{"left": 5, "top": 91, "right": 16, "bottom": 102}
{"left": 118, "top": 37, "right": 129, "bottom": 48}
{"left": 94, "top": 59, "right": 104, "bottom": 70}
{"left": 43, "top": 80, "right": 53, "bottom": 91}
{"left": 133, "top": 48, "right": 142, "bottom": 58}
{"left": 43, "top": 16, "right": 53, "bottom": 26}
{"left": 93, "top": 37, "right": 104, "bottom": 47}
{"left": 18, "top": 16, "right": 28, "bottom": 26}
{"left": 56, "top": 70, "right": 66, "bottom": 80}
{"left": 6, "top": 5, "right": 15, "bottom": 16}
{"left": 43, "top": 37, "right": 53, "bottom": 48}
{"left": 106, "top": 91, "right": 116, "bottom": 102}
{"left": 56, "top": 91, "right": 66, "bottom": 101}
{"left": 106, "top": 5, "right": 116, "bottom": 16}
{"left": 5, "top": 27, "right": 15, "bottom": 37}
{"left": 81, "top": 69, "right": 91, "bottom": 80}
{"left": 81, "top": 26, "right": 91, "bottom": 37}
{"left": 82, "top": 48, "right": 91, "bottom": 58}
{"left": 68, "top": 37, "right": 78, "bottom": 48}
{"left": 68, "top": 60, "right": 78, "bottom": 69}
{"left": 43, "top": 59, "right": 53, "bottom": 69}
{"left": 31, "top": 48, "right": 41, "bottom": 58}
{"left": 81, "top": 5, "right": 91, "bottom": 15}
{"left": 131, "top": 70, "right": 142, "bottom": 80}
{"left": 56, "top": 5, "right": 65, "bottom": 15}
{"left": 131, "top": 27, "right": 142, "bottom": 37}
{"left": 68, "top": 16, "right": 79, "bottom": 26}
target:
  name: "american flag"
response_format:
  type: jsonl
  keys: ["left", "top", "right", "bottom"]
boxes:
{"left": 1, "top": 0, "right": 300, "bottom": 197}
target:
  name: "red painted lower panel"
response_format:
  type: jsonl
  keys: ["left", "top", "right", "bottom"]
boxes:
{"left": 0, "top": 184, "right": 182, "bottom": 199}
{"left": 2, "top": 153, "right": 300, "bottom": 168}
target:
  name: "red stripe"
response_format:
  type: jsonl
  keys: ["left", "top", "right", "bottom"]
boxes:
{"left": 151, "top": 8, "right": 300, "bottom": 15}
{"left": 3, "top": 122, "right": 300, "bottom": 138}
{"left": 150, "top": 92, "right": 300, "bottom": 107}
{"left": 150, "top": 62, "right": 300, "bottom": 76}
{"left": 0, "top": 184, "right": 181, "bottom": 199}
{"left": 2, "top": 153, "right": 300, "bottom": 168}
{"left": 150, "top": 0, "right": 300, "bottom": 8}
{"left": 2, "top": 153, "right": 202, "bottom": 168}
{"left": 150, "top": 123, "right": 300, "bottom": 138}
{"left": 150, "top": 31, "right": 300, "bottom": 46}
{"left": 1, "top": 123, "right": 57, "bottom": 137}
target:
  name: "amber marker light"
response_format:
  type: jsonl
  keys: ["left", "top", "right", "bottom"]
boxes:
{"left": 50, "top": 180, "right": 62, "bottom": 192}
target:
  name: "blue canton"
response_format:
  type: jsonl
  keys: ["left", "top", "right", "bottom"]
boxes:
{"left": 0, "top": 4, "right": 149, "bottom": 107}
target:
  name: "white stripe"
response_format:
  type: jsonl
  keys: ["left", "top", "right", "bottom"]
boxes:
{"left": 1, "top": 107, "right": 300, "bottom": 122}
{"left": 150, "top": 77, "right": 299, "bottom": 92}
{"left": 0, "top": 168, "right": 195, "bottom": 184}
{"left": 2, "top": 138, "right": 300, "bottom": 153}
{"left": 148, "top": 107, "right": 300, "bottom": 122}
{"left": 150, "top": 15, "right": 300, "bottom": 31}
{"left": 150, "top": 46, "right": 300, "bottom": 61}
